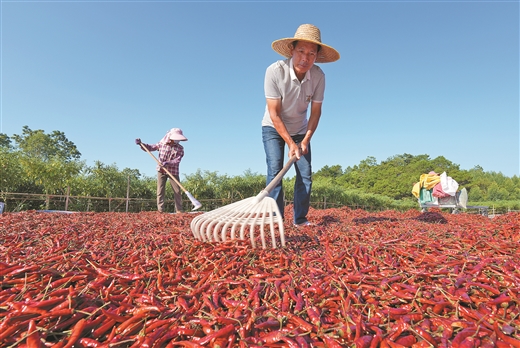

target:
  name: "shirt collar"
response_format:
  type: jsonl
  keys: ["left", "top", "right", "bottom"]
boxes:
{"left": 289, "top": 58, "right": 311, "bottom": 82}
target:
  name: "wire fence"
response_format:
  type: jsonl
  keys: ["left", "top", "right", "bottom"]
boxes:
{"left": 0, "top": 192, "right": 385, "bottom": 214}
{"left": 4, "top": 192, "right": 513, "bottom": 216}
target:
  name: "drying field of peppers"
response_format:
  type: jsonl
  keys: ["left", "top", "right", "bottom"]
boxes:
{"left": 1, "top": 207, "right": 519, "bottom": 348}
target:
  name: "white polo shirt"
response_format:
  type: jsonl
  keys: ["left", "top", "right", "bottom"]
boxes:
{"left": 262, "top": 58, "right": 325, "bottom": 135}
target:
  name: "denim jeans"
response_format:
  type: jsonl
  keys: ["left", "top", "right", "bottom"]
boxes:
{"left": 262, "top": 126, "right": 312, "bottom": 224}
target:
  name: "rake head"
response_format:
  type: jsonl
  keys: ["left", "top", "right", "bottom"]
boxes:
{"left": 190, "top": 195, "right": 285, "bottom": 249}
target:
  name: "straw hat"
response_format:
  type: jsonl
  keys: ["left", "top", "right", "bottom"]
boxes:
{"left": 271, "top": 24, "right": 340, "bottom": 63}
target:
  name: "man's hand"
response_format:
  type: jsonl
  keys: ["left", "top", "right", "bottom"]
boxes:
{"left": 135, "top": 138, "right": 142, "bottom": 145}
{"left": 299, "top": 140, "right": 309, "bottom": 156}
{"left": 288, "top": 142, "right": 301, "bottom": 160}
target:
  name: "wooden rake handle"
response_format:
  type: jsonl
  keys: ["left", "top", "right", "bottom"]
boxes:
{"left": 139, "top": 143, "right": 188, "bottom": 192}
{"left": 139, "top": 142, "right": 202, "bottom": 210}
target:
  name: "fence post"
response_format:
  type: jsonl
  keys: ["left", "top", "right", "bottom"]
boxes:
{"left": 126, "top": 176, "right": 130, "bottom": 213}
{"left": 65, "top": 186, "right": 70, "bottom": 211}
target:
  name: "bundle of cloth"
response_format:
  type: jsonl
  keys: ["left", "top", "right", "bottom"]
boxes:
{"left": 412, "top": 171, "right": 466, "bottom": 207}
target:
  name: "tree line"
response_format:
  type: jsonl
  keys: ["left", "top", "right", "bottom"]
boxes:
{"left": 1, "top": 126, "right": 519, "bottom": 212}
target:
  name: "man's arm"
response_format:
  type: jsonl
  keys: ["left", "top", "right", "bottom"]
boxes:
{"left": 266, "top": 98, "right": 301, "bottom": 159}
{"left": 300, "top": 101, "right": 322, "bottom": 155}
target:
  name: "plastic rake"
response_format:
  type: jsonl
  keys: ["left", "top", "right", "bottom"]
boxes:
{"left": 190, "top": 157, "right": 297, "bottom": 248}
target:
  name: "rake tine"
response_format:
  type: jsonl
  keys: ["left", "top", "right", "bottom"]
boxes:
{"left": 190, "top": 157, "right": 297, "bottom": 248}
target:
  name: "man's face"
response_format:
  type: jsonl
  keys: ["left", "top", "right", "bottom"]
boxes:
{"left": 291, "top": 41, "right": 318, "bottom": 76}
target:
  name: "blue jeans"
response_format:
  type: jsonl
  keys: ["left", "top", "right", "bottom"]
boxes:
{"left": 262, "top": 126, "right": 312, "bottom": 224}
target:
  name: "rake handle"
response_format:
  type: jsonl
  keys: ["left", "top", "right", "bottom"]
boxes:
{"left": 139, "top": 143, "right": 188, "bottom": 193}
{"left": 264, "top": 156, "right": 298, "bottom": 194}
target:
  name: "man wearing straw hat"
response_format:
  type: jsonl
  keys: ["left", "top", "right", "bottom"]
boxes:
{"left": 262, "top": 24, "right": 340, "bottom": 227}
{"left": 136, "top": 128, "right": 188, "bottom": 213}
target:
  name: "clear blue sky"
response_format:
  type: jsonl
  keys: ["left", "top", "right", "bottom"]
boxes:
{"left": 1, "top": 0, "right": 519, "bottom": 180}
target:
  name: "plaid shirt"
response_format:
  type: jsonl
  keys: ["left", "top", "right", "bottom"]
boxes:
{"left": 143, "top": 142, "right": 184, "bottom": 176}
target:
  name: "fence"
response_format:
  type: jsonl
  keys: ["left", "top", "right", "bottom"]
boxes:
{"left": 0, "top": 192, "right": 386, "bottom": 214}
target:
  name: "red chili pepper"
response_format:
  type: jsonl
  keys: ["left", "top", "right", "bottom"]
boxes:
{"left": 5, "top": 264, "right": 39, "bottom": 276}
{"left": 176, "top": 326, "right": 203, "bottom": 336}
{"left": 294, "top": 335, "right": 310, "bottom": 348}
{"left": 220, "top": 297, "right": 246, "bottom": 309}
{"left": 25, "top": 319, "right": 43, "bottom": 348}
{"left": 432, "top": 301, "right": 451, "bottom": 314}
{"left": 281, "top": 291, "right": 290, "bottom": 312}
{"left": 50, "top": 297, "right": 76, "bottom": 312}
{"left": 215, "top": 316, "right": 239, "bottom": 326}
{"left": 353, "top": 335, "right": 373, "bottom": 348}
{"left": 78, "top": 338, "right": 102, "bottom": 347}
{"left": 151, "top": 330, "right": 177, "bottom": 347}
{"left": 116, "top": 314, "right": 146, "bottom": 336}
{"left": 41, "top": 308, "right": 74, "bottom": 319}
{"left": 165, "top": 341, "right": 204, "bottom": 348}
{"left": 9, "top": 302, "right": 47, "bottom": 316}
{"left": 254, "top": 318, "right": 280, "bottom": 330}
{"left": 129, "top": 305, "right": 162, "bottom": 316}
{"left": 279, "top": 336, "right": 300, "bottom": 348}
{"left": 177, "top": 296, "right": 191, "bottom": 312}
{"left": 412, "top": 326, "right": 438, "bottom": 347}
{"left": 101, "top": 309, "right": 127, "bottom": 322}
{"left": 306, "top": 306, "right": 321, "bottom": 327}
{"left": 382, "top": 339, "right": 407, "bottom": 348}
{"left": 381, "top": 307, "right": 408, "bottom": 318}
{"left": 62, "top": 318, "right": 87, "bottom": 348}
{"left": 91, "top": 319, "right": 116, "bottom": 339}
{"left": 284, "top": 313, "right": 313, "bottom": 332}
{"left": 294, "top": 293, "right": 304, "bottom": 312}
{"left": 260, "top": 330, "right": 285, "bottom": 345}
{"left": 28, "top": 296, "right": 66, "bottom": 309}
{"left": 49, "top": 275, "right": 88, "bottom": 288}
{"left": 488, "top": 293, "right": 512, "bottom": 306}
{"left": 197, "top": 324, "right": 235, "bottom": 346}
{"left": 466, "top": 282, "right": 501, "bottom": 296}
{"left": 493, "top": 321, "right": 520, "bottom": 348}
{"left": 395, "top": 334, "right": 417, "bottom": 346}
{"left": 410, "top": 341, "right": 433, "bottom": 348}
{"left": 144, "top": 318, "right": 173, "bottom": 334}
{"left": 387, "top": 319, "right": 408, "bottom": 341}
{"left": 368, "top": 325, "right": 384, "bottom": 348}
{"left": 0, "top": 323, "right": 23, "bottom": 342}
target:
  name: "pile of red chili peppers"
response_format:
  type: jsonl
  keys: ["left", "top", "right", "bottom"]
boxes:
{"left": 1, "top": 207, "right": 519, "bottom": 347}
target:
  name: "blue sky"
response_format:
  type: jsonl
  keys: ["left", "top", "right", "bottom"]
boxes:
{"left": 1, "top": 0, "right": 519, "bottom": 180}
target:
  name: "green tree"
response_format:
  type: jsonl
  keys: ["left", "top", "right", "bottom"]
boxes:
{"left": 0, "top": 148, "right": 25, "bottom": 193}
{"left": 84, "top": 162, "right": 132, "bottom": 198}
{"left": 487, "top": 183, "right": 505, "bottom": 201}
{"left": 468, "top": 186, "right": 483, "bottom": 201}
{"left": 184, "top": 170, "right": 225, "bottom": 201}
{"left": 0, "top": 133, "right": 13, "bottom": 149}
{"left": 10, "top": 126, "right": 84, "bottom": 205}
{"left": 314, "top": 165, "right": 344, "bottom": 179}
{"left": 12, "top": 126, "right": 81, "bottom": 162}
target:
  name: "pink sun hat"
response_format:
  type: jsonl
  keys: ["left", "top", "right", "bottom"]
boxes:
{"left": 159, "top": 128, "right": 187, "bottom": 144}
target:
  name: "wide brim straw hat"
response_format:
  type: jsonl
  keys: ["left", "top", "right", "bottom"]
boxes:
{"left": 271, "top": 24, "right": 340, "bottom": 63}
